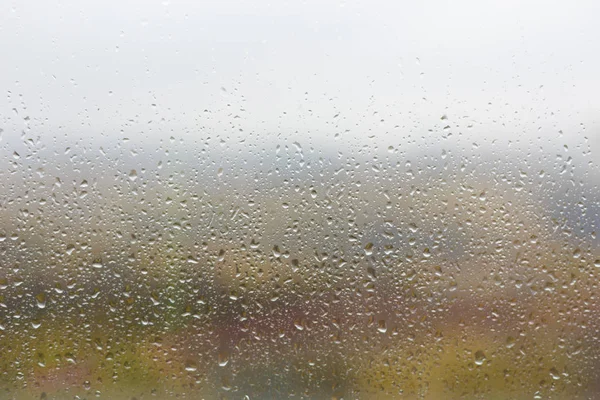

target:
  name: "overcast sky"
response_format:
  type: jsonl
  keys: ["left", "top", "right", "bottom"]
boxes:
{"left": 0, "top": 0, "right": 599, "bottom": 161}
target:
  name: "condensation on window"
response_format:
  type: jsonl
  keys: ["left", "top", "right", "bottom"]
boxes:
{"left": 0, "top": 1, "right": 599, "bottom": 399}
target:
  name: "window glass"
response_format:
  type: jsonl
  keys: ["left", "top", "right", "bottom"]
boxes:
{"left": 0, "top": 1, "right": 599, "bottom": 399}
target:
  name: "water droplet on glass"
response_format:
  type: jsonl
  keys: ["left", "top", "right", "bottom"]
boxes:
{"left": 474, "top": 350, "right": 486, "bottom": 366}
{"left": 377, "top": 320, "right": 387, "bottom": 333}
{"left": 128, "top": 169, "right": 138, "bottom": 181}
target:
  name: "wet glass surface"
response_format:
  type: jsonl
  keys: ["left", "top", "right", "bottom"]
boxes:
{"left": 1, "top": 1, "right": 599, "bottom": 399}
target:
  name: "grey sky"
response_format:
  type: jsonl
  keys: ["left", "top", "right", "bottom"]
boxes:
{"left": 0, "top": 0, "right": 599, "bottom": 159}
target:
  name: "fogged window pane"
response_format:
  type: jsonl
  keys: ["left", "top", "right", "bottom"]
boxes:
{"left": 1, "top": 1, "right": 599, "bottom": 399}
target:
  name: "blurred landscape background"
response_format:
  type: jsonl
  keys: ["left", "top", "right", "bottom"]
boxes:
{"left": 1, "top": 0, "right": 599, "bottom": 399}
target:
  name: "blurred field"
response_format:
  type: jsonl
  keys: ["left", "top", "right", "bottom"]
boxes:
{"left": 0, "top": 139, "right": 598, "bottom": 399}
